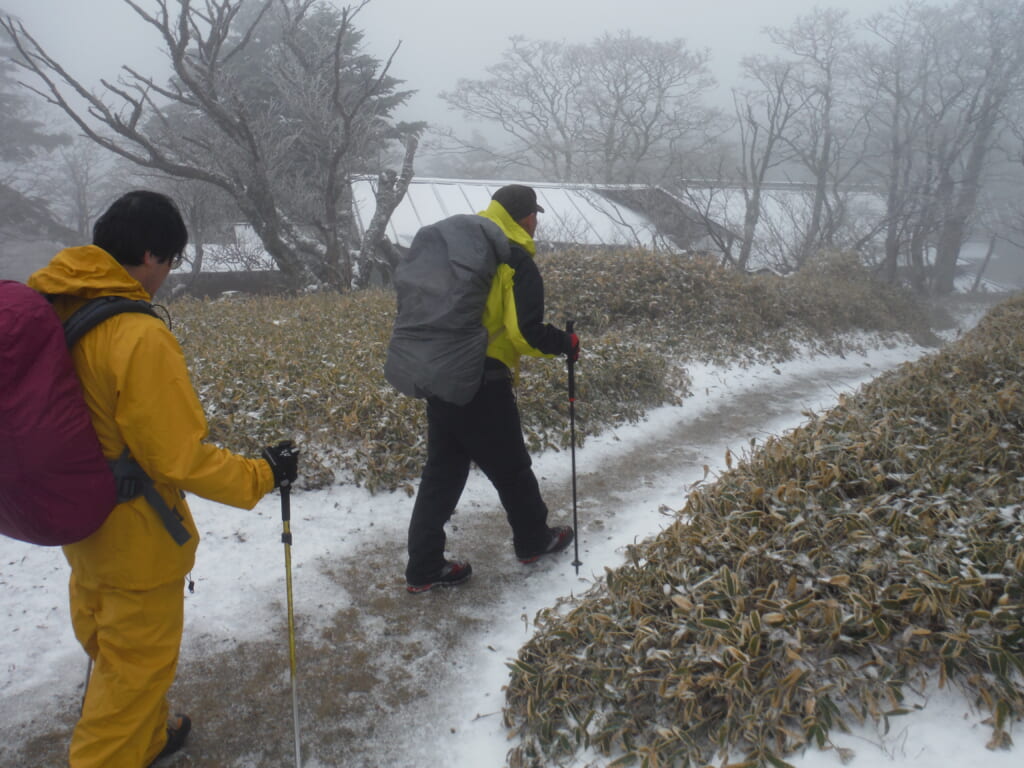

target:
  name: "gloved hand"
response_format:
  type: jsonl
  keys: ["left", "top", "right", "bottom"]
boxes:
{"left": 565, "top": 331, "right": 580, "bottom": 362}
{"left": 262, "top": 440, "right": 300, "bottom": 488}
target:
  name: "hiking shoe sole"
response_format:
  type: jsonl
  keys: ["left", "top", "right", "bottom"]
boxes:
{"left": 406, "top": 560, "right": 472, "bottom": 593}
{"left": 518, "top": 526, "right": 574, "bottom": 564}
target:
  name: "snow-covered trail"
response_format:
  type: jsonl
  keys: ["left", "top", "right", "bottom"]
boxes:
{"left": 4, "top": 339, "right": 1007, "bottom": 768}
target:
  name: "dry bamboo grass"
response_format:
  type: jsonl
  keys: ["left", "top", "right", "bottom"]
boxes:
{"left": 503, "top": 292, "right": 1024, "bottom": 767}
{"left": 170, "top": 249, "right": 933, "bottom": 492}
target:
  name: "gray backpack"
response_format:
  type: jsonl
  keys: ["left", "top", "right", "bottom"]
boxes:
{"left": 384, "top": 214, "right": 510, "bottom": 405}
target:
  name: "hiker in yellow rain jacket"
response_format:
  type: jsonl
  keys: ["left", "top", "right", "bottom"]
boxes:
{"left": 27, "top": 190, "right": 299, "bottom": 768}
{"left": 403, "top": 184, "right": 580, "bottom": 592}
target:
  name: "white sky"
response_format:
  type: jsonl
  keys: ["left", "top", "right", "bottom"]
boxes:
{"left": 1, "top": 330, "right": 1017, "bottom": 766}
{"left": 3, "top": 0, "right": 902, "bottom": 128}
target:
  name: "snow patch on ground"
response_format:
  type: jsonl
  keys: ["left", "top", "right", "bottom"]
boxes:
{"left": 2, "top": 332, "right": 1019, "bottom": 766}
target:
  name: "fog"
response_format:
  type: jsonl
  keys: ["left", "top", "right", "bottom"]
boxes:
{"left": 3, "top": 0, "right": 898, "bottom": 128}
{"left": 6, "top": 0, "right": 1020, "bottom": 293}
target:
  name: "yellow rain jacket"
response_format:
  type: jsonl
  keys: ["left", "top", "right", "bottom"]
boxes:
{"left": 477, "top": 201, "right": 567, "bottom": 377}
{"left": 28, "top": 246, "right": 275, "bottom": 591}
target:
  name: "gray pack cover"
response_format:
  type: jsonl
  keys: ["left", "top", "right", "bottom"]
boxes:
{"left": 384, "top": 214, "right": 510, "bottom": 405}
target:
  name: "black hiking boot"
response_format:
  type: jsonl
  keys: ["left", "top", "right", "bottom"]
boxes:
{"left": 148, "top": 713, "right": 191, "bottom": 766}
{"left": 406, "top": 559, "right": 473, "bottom": 593}
{"left": 517, "top": 526, "right": 574, "bottom": 564}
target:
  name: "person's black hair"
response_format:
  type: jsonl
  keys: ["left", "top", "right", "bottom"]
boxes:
{"left": 92, "top": 190, "right": 188, "bottom": 266}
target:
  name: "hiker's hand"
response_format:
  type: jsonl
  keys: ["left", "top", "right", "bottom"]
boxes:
{"left": 565, "top": 331, "right": 580, "bottom": 362}
{"left": 262, "top": 440, "right": 299, "bottom": 488}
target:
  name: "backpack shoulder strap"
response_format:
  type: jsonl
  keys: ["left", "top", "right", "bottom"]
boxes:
{"left": 63, "top": 296, "right": 159, "bottom": 348}
{"left": 58, "top": 296, "right": 191, "bottom": 546}
{"left": 109, "top": 449, "right": 191, "bottom": 546}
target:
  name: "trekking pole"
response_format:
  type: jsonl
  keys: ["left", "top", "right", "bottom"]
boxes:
{"left": 279, "top": 479, "right": 302, "bottom": 767}
{"left": 81, "top": 658, "right": 92, "bottom": 714}
{"left": 567, "top": 319, "right": 582, "bottom": 575}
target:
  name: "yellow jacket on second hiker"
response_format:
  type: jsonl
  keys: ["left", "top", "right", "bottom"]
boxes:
{"left": 477, "top": 200, "right": 568, "bottom": 377}
{"left": 27, "top": 245, "right": 275, "bottom": 591}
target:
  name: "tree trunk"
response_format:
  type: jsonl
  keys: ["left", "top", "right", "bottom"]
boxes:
{"left": 908, "top": 223, "right": 929, "bottom": 294}
{"left": 970, "top": 234, "right": 997, "bottom": 293}
{"left": 356, "top": 137, "right": 417, "bottom": 288}
{"left": 737, "top": 189, "right": 762, "bottom": 271}
{"left": 933, "top": 81, "right": 1005, "bottom": 294}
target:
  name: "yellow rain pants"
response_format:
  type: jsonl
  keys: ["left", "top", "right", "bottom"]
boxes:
{"left": 68, "top": 575, "right": 184, "bottom": 768}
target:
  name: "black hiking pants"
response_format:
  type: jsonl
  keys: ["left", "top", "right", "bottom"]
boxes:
{"left": 405, "top": 366, "right": 551, "bottom": 583}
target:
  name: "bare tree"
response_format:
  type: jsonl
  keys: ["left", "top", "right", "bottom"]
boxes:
{"left": 28, "top": 137, "right": 127, "bottom": 240}
{"left": 442, "top": 36, "right": 589, "bottom": 180}
{"left": 0, "top": 31, "right": 71, "bottom": 240}
{"left": 442, "top": 32, "right": 717, "bottom": 184}
{"left": 580, "top": 31, "right": 717, "bottom": 184}
{"left": 858, "top": 0, "right": 1024, "bottom": 294}
{"left": 928, "top": 0, "right": 1024, "bottom": 294}
{"left": 675, "top": 180, "right": 738, "bottom": 265}
{"left": 768, "top": 8, "right": 861, "bottom": 266}
{"left": 59, "top": 142, "right": 109, "bottom": 240}
{"left": 417, "top": 128, "right": 510, "bottom": 179}
{"left": 152, "top": 175, "right": 238, "bottom": 295}
{"left": 857, "top": 1, "right": 939, "bottom": 284}
{"left": 1, "top": 0, "right": 420, "bottom": 291}
{"left": 731, "top": 56, "right": 803, "bottom": 269}
{"left": 999, "top": 99, "right": 1024, "bottom": 271}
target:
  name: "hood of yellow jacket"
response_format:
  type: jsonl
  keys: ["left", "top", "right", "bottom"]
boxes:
{"left": 478, "top": 200, "right": 537, "bottom": 256}
{"left": 27, "top": 245, "right": 151, "bottom": 302}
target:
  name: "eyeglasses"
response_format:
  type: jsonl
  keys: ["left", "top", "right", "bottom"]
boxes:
{"left": 169, "top": 252, "right": 184, "bottom": 270}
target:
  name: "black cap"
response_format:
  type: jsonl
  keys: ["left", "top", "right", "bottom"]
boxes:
{"left": 491, "top": 184, "right": 545, "bottom": 221}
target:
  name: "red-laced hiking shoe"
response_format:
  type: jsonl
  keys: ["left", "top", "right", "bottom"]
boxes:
{"left": 406, "top": 559, "right": 473, "bottom": 593}
{"left": 148, "top": 714, "right": 191, "bottom": 766}
{"left": 518, "top": 526, "right": 574, "bottom": 564}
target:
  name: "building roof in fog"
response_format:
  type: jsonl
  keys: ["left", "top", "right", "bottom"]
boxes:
{"left": 350, "top": 176, "right": 726, "bottom": 253}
